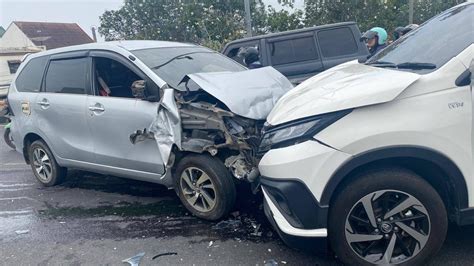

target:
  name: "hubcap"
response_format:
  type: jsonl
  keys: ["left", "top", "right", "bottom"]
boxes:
{"left": 179, "top": 167, "right": 216, "bottom": 213}
{"left": 32, "top": 147, "right": 53, "bottom": 183}
{"left": 345, "top": 190, "right": 431, "bottom": 265}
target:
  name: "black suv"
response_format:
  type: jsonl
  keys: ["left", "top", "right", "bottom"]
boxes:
{"left": 223, "top": 22, "right": 369, "bottom": 84}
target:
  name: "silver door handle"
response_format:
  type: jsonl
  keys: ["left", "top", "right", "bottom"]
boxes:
{"left": 88, "top": 106, "right": 105, "bottom": 112}
{"left": 37, "top": 100, "right": 50, "bottom": 107}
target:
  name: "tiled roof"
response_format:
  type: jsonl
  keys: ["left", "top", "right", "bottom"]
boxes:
{"left": 14, "top": 21, "right": 94, "bottom": 49}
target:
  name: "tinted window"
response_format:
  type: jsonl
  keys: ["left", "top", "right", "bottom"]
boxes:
{"left": 318, "top": 27, "right": 358, "bottom": 57}
{"left": 269, "top": 36, "right": 319, "bottom": 65}
{"left": 225, "top": 42, "right": 259, "bottom": 65}
{"left": 368, "top": 4, "right": 474, "bottom": 73}
{"left": 15, "top": 56, "right": 48, "bottom": 92}
{"left": 45, "top": 58, "right": 88, "bottom": 94}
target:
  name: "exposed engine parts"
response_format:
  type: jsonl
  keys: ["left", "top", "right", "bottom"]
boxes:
{"left": 177, "top": 91, "right": 262, "bottom": 181}
{"left": 129, "top": 67, "right": 293, "bottom": 183}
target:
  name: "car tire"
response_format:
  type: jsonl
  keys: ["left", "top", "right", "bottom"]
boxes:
{"left": 174, "top": 154, "right": 236, "bottom": 221}
{"left": 28, "top": 140, "right": 67, "bottom": 186}
{"left": 328, "top": 168, "right": 447, "bottom": 265}
{"left": 4, "top": 127, "right": 15, "bottom": 149}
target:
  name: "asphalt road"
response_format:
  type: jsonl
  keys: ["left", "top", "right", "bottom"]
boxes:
{"left": 0, "top": 125, "right": 473, "bottom": 265}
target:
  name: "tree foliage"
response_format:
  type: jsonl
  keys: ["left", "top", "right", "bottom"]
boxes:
{"left": 99, "top": 0, "right": 464, "bottom": 49}
{"left": 99, "top": 0, "right": 303, "bottom": 50}
{"left": 305, "top": 0, "right": 465, "bottom": 36}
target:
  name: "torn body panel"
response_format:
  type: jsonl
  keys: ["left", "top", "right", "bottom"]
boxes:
{"left": 186, "top": 67, "right": 293, "bottom": 120}
{"left": 131, "top": 67, "right": 293, "bottom": 184}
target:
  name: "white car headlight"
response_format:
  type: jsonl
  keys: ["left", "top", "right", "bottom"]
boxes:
{"left": 259, "top": 110, "right": 351, "bottom": 153}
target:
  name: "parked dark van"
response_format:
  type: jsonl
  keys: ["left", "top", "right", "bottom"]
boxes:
{"left": 222, "top": 22, "right": 369, "bottom": 84}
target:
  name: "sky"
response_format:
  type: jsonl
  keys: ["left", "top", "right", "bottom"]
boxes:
{"left": 0, "top": 0, "right": 304, "bottom": 42}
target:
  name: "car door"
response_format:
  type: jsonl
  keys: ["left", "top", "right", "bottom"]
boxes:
{"left": 87, "top": 51, "right": 165, "bottom": 176}
{"left": 35, "top": 52, "right": 94, "bottom": 163}
{"left": 265, "top": 33, "right": 324, "bottom": 84}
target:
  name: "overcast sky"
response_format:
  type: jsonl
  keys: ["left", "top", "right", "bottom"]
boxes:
{"left": 0, "top": 0, "right": 304, "bottom": 42}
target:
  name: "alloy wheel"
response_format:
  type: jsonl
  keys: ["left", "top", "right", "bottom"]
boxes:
{"left": 345, "top": 190, "right": 431, "bottom": 264}
{"left": 32, "top": 147, "right": 53, "bottom": 183}
{"left": 180, "top": 167, "right": 217, "bottom": 213}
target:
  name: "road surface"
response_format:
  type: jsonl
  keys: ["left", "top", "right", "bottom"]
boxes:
{"left": 0, "top": 126, "right": 472, "bottom": 265}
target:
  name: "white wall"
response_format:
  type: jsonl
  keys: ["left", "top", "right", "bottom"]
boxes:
{"left": 0, "top": 54, "right": 25, "bottom": 86}
{"left": 0, "top": 23, "right": 35, "bottom": 49}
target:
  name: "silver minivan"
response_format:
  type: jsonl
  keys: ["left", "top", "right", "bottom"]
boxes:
{"left": 7, "top": 41, "right": 292, "bottom": 220}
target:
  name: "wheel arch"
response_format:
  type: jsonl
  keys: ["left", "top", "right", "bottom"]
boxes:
{"left": 321, "top": 146, "right": 469, "bottom": 222}
{"left": 22, "top": 132, "right": 45, "bottom": 164}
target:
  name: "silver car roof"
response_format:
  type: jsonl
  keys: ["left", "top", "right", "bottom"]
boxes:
{"left": 25, "top": 40, "right": 196, "bottom": 60}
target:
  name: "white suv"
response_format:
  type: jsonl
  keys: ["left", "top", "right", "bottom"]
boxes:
{"left": 258, "top": 3, "right": 473, "bottom": 265}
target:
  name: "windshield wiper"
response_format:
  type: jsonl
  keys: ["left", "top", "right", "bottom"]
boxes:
{"left": 152, "top": 54, "right": 195, "bottom": 70}
{"left": 366, "top": 61, "right": 397, "bottom": 68}
{"left": 367, "top": 61, "right": 436, "bottom": 70}
{"left": 151, "top": 51, "right": 214, "bottom": 70}
{"left": 395, "top": 62, "right": 437, "bottom": 70}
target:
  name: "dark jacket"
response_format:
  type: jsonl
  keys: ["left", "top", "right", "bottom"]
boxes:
{"left": 369, "top": 44, "right": 387, "bottom": 57}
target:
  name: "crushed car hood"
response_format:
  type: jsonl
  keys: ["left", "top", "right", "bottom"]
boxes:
{"left": 267, "top": 61, "right": 421, "bottom": 125}
{"left": 187, "top": 67, "right": 293, "bottom": 120}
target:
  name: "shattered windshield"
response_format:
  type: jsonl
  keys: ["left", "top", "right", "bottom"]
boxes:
{"left": 132, "top": 47, "right": 246, "bottom": 89}
{"left": 367, "top": 3, "right": 474, "bottom": 73}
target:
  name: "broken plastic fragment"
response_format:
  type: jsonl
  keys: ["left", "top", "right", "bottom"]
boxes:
{"left": 152, "top": 252, "right": 178, "bottom": 260}
{"left": 122, "top": 252, "right": 145, "bottom": 266}
{"left": 264, "top": 259, "right": 278, "bottom": 266}
{"left": 212, "top": 219, "right": 242, "bottom": 230}
{"left": 15, "top": 229, "right": 29, "bottom": 235}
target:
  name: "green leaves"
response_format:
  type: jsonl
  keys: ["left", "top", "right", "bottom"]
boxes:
{"left": 98, "top": 0, "right": 302, "bottom": 49}
{"left": 98, "top": 0, "right": 462, "bottom": 50}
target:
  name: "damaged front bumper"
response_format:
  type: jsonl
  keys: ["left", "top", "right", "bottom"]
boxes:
{"left": 130, "top": 67, "right": 293, "bottom": 184}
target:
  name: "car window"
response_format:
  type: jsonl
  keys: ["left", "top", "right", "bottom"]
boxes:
{"left": 269, "top": 36, "right": 319, "bottom": 65}
{"left": 368, "top": 3, "right": 474, "bottom": 73}
{"left": 45, "top": 58, "right": 88, "bottom": 94}
{"left": 132, "top": 47, "right": 246, "bottom": 89}
{"left": 318, "top": 27, "right": 358, "bottom": 57}
{"left": 225, "top": 42, "right": 259, "bottom": 65}
{"left": 15, "top": 56, "right": 48, "bottom": 93}
{"left": 94, "top": 57, "right": 142, "bottom": 98}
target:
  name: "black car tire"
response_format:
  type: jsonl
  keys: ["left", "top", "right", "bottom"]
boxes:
{"left": 174, "top": 154, "right": 236, "bottom": 221}
{"left": 329, "top": 168, "right": 447, "bottom": 265}
{"left": 28, "top": 140, "right": 67, "bottom": 186}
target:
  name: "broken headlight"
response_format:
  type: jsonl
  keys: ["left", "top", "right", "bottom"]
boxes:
{"left": 258, "top": 110, "right": 352, "bottom": 154}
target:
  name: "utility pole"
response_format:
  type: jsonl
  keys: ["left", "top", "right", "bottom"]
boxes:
{"left": 409, "top": 0, "right": 414, "bottom": 24}
{"left": 244, "top": 0, "right": 252, "bottom": 37}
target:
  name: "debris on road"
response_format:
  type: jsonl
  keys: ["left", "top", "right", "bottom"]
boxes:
{"left": 152, "top": 252, "right": 178, "bottom": 260}
{"left": 122, "top": 252, "right": 145, "bottom": 266}
{"left": 14, "top": 230, "right": 29, "bottom": 235}
{"left": 212, "top": 219, "right": 242, "bottom": 231}
{"left": 264, "top": 259, "right": 278, "bottom": 265}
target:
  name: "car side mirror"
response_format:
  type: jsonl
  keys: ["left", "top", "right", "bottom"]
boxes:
{"left": 131, "top": 80, "right": 147, "bottom": 100}
{"left": 131, "top": 80, "right": 160, "bottom": 102}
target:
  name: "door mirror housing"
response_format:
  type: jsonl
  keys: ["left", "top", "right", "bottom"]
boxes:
{"left": 131, "top": 79, "right": 160, "bottom": 102}
{"left": 131, "top": 80, "right": 147, "bottom": 100}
